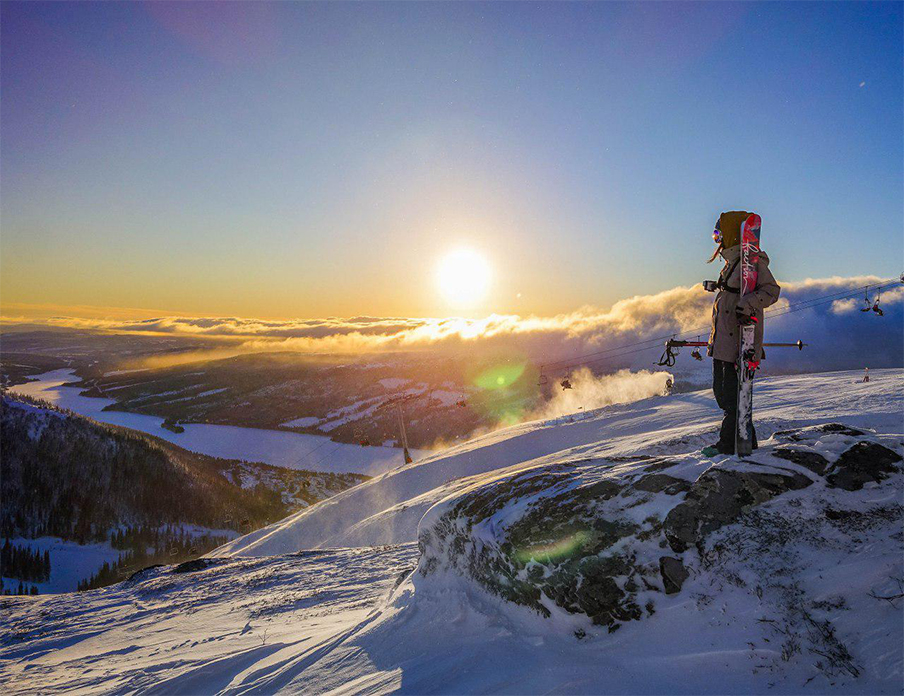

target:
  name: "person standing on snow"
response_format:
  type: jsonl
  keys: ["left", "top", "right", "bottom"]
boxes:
{"left": 702, "top": 211, "right": 781, "bottom": 456}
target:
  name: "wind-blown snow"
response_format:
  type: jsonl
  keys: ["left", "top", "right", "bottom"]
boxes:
{"left": 217, "top": 369, "right": 903, "bottom": 557}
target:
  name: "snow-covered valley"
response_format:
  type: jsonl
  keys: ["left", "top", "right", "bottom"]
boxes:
{"left": 9, "top": 371, "right": 424, "bottom": 476}
{"left": 1, "top": 369, "right": 902, "bottom": 694}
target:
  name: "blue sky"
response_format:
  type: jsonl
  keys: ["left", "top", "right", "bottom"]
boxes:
{"left": 1, "top": 1, "right": 901, "bottom": 318}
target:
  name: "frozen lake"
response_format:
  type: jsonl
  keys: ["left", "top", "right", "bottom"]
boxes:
{"left": 10, "top": 370, "right": 424, "bottom": 476}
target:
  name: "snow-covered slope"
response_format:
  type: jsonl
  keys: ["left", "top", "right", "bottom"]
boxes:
{"left": 2, "top": 369, "right": 901, "bottom": 695}
{"left": 217, "top": 369, "right": 903, "bottom": 556}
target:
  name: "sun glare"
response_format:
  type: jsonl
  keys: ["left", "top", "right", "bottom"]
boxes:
{"left": 436, "top": 249, "right": 491, "bottom": 308}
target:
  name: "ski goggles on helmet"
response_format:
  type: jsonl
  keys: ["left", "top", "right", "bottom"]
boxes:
{"left": 712, "top": 220, "right": 722, "bottom": 244}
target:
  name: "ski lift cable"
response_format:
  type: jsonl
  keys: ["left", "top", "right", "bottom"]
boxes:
{"left": 282, "top": 434, "right": 337, "bottom": 470}
{"left": 772, "top": 278, "right": 900, "bottom": 313}
{"left": 763, "top": 278, "right": 899, "bottom": 321}
{"left": 538, "top": 276, "right": 901, "bottom": 377}
{"left": 307, "top": 440, "right": 349, "bottom": 472}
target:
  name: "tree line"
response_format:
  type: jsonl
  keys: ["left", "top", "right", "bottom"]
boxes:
{"left": 1, "top": 540, "right": 50, "bottom": 583}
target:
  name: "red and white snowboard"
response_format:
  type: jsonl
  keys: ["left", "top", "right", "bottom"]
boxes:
{"left": 736, "top": 213, "right": 761, "bottom": 456}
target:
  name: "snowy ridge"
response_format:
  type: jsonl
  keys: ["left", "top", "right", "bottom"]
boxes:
{"left": 217, "top": 369, "right": 903, "bottom": 556}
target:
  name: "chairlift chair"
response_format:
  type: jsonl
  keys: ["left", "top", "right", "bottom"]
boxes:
{"left": 861, "top": 287, "right": 872, "bottom": 312}
{"left": 690, "top": 337, "right": 703, "bottom": 361}
{"left": 872, "top": 290, "right": 884, "bottom": 316}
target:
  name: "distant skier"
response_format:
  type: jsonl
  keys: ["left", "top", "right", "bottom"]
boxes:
{"left": 702, "top": 211, "right": 781, "bottom": 456}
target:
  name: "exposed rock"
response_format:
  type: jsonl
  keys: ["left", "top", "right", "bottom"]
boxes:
{"left": 826, "top": 442, "right": 902, "bottom": 491}
{"left": 664, "top": 468, "right": 812, "bottom": 553}
{"left": 642, "top": 458, "right": 680, "bottom": 473}
{"left": 126, "top": 564, "right": 164, "bottom": 582}
{"left": 634, "top": 474, "right": 691, "bottom": 495}
{"left": 772, "top": 423, "right": 866, "bottom": 442}
{"left": 659, "top": 556, "right": 688, "bottom": 594}
{"left": 817, "top": 423, "right": 867, "bottom": 437}
{"left": 416, "top": 426, "right": 901, "bottom": 638}
{"left": 771, "top": 448, "right": 829, "bottom": 475}
{"left": 417, "top": 459, "right": 656, "bottom": 630}
{"left": 173, "top": 558, "right": 218, "bottom": 574}
{"left": 771, "top": 428, "right": 804, "bottom": 442}
{"left": 543, "top": 554, "right": 642, "bottom": 628}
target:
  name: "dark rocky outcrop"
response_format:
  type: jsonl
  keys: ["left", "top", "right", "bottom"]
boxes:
{"left": 817, "top": 423, "right": 867, "bottom": 437}
{"left": 634, "top": 474, "right": 691, "bottom": 495}
{"left": 771, "top": 448, "right": 829, "bottom": 475}
{"left": 417, "top": 423, "right": 902, "bottom": 637}
{"left": 173, "top": 558, "right": 219, "bottom": 574}
{"left": 826, "top": 442, "right": 902, "bottom": 491}
{"left": 417, "top": 459, "right": 664, "bottom": 631}
{"left": 663, "top": 468, "right": 812, "bottom": 553}
{"left": 659, "top": 556, "right": 689, "bottom": 594}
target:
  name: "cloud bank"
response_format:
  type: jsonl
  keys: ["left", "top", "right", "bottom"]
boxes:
{"left": 2, "top": 275, "right": 901, "bottom": 375}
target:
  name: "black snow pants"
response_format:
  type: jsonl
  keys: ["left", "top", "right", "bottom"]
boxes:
{"left": 712, "top": 358, "right": 757, "bottom": 454}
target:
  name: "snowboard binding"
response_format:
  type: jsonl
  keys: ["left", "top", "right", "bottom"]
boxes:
{"left": 741, "top": 348, "right": 760, "bottom": 380}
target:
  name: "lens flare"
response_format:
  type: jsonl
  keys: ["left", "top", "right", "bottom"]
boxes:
{"left": 514, "top": 531, "right": 590, "bottom": 564}
{"left": 473, "top": 363, "right": 526, "bottom": 391}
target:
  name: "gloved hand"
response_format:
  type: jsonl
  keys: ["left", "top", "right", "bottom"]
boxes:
{"left": 735, "top": 306, "right": 757, "bottom": 326}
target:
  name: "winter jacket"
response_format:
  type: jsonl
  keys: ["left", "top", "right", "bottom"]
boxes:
{"left": 707, "top": 245, "right": 781, "bottom": 362}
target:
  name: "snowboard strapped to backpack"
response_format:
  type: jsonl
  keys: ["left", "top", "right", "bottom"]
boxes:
{"left": 735, "top": 212, "right": 762, "bottom": 456}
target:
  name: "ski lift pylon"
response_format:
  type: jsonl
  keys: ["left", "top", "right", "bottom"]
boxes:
{"left": 538, "top": 367, "right": 548, "bottom": 386}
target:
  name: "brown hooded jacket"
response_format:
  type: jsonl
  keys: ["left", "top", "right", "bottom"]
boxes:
{"left": 707, "top": 244, "right": 781, "bottom": 362}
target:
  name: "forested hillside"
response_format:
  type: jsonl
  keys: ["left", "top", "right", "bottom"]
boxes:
{"left": 0, "top": 394, "right": 367, "bottom": 590}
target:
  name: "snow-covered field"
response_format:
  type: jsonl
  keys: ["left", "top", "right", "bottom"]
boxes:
{"left": 10, "top": 370, "right": 425, "bottom": 476}
{"left": 1, "top": 369, "right": 901, "bottom": 694}
{"left": 0, "top": 546, "right": 420, "bottom": 694}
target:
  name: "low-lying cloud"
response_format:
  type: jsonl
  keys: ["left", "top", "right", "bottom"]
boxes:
{"left": 2, "top": 274, "right": 901, "bottom": 375}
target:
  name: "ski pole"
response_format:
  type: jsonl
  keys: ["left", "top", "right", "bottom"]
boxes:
{"left": 665, "top": 339, "right": 807, "bottom": 350}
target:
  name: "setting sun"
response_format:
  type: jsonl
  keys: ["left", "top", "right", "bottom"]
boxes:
{"left": 436, "top": 249, "right": 492, "bottom": 308}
